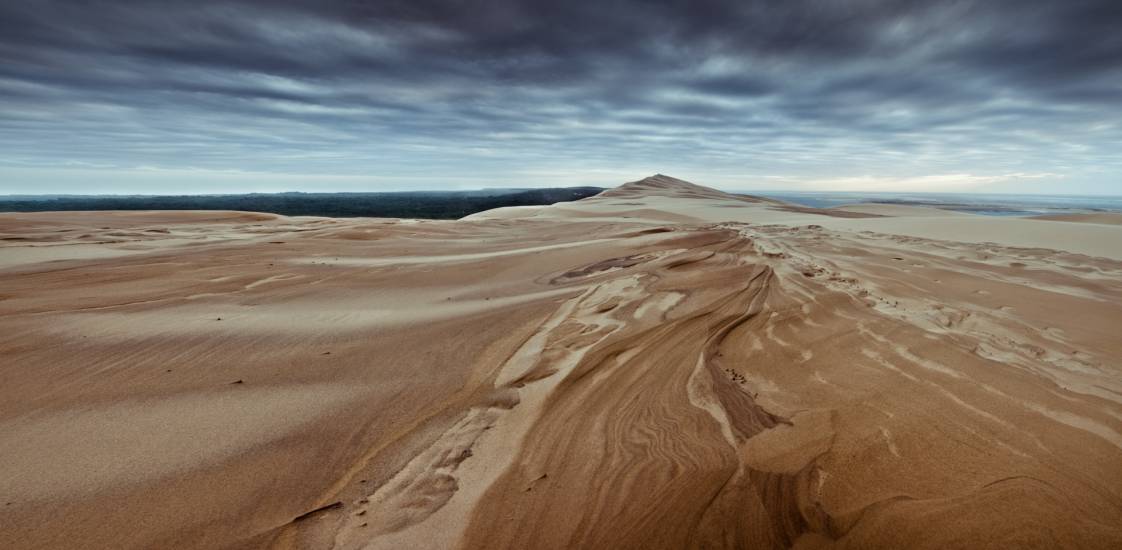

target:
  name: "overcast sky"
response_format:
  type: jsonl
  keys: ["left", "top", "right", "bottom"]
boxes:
{"left": 1, "top": 0, "right": 1120, "bottom": 194}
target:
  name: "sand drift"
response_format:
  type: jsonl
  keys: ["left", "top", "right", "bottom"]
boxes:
{"left": 2, "top": 176, "right": 1121, "bottom": 549}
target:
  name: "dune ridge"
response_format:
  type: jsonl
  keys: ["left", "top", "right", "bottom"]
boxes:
{"left": 2, "top": 176, "right": 1121, "bottom": 549}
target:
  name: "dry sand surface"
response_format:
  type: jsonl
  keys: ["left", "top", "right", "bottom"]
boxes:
{"left": 1031, "top": 212, "right": 1122, "bottom": 226}
{"left": 3, "top": 175, "right": 1122, "bottom": 549}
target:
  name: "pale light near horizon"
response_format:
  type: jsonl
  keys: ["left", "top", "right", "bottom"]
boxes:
{"left": 1, "top": 1, "right": 1120, "bottom": 195}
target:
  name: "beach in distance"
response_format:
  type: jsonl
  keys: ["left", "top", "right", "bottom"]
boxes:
{"left": 754, "top": 191, "right": 1122, "bottom": 217}
{"left": 2, "top": 175, "right": 1121, "bottom": 549}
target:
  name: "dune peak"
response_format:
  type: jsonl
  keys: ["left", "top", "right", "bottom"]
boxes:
{"left": 599, "top": 174, "right": 742, "bottom": 201}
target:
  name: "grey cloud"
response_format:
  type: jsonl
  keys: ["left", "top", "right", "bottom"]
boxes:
{"left": 0, "top": 0, "right": 1120, "bottom": 193}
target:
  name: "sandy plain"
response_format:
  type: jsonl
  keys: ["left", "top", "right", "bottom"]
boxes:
{"left": 2, "top": 175, "right": 1121, "bottom": 549}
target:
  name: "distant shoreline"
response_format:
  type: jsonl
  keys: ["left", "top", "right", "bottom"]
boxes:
{"left": 753, "top": 191, "right": 1122, "bottom": 216}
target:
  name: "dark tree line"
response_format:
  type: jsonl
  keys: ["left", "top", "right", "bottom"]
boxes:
{"left": 0, "top": 187, "right": 605, "bottom": 219}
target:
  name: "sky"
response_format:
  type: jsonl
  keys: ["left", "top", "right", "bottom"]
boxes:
{"left": 1, "top": 0, "right": 1120, "bottom": 195}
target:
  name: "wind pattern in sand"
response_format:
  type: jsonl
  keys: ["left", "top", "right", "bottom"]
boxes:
{"left": 2, "top": 176, "right": 1122, "bottom": 549}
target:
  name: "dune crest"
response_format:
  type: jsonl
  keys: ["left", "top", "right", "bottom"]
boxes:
{"left": 2, "top": 175, "right": 1121, "bottom": 549}
{"left": 600, "top": 174, "right": 756, "bottom": 202}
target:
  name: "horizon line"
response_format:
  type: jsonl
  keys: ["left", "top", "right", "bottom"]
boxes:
{"left": 3, "top": 188, "right": 1122, "bottom": 199}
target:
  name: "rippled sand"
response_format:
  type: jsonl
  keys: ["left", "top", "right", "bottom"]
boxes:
{"left": 2, "top": 176, "right": 1121, "bottom": 549}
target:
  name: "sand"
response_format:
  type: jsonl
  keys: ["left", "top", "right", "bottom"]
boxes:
{"left": 1031, "top": 212, "right": 1122, "bottom": 226}
{"left": 2, "top": 175, "right": 1121, "bottom": 549}
{"left": 829, "top": 204, "right": 972, "bottom": 217}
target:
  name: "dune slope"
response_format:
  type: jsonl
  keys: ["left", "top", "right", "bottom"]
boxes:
{"left": 2, "top": 176, "right": 1121, "bottom": 549}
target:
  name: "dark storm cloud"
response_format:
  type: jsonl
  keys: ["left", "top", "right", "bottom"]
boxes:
{"left": 1, "top": 0, "right": 1120, "bottom": 192}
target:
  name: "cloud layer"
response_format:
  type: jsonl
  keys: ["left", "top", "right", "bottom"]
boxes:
{"left": 1, "top": 0, "right": 1120, "bottom": 193}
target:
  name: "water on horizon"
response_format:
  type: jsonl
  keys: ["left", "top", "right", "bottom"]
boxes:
{"left": 751, "top": 191, "right": 1122, "bottom": 216}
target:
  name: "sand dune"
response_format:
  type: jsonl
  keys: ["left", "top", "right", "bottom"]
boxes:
{"left": 2, "top": 175, "right": 1121, "bottom": 549}
{"left": 470, "top": 175, "right": 1122, "bottom": 260}
{"left": 1031, "top": 212, "right": 1122, "bottom": 226}
{"left": 830, "top": 203, "right": 971, "bottom": 217}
